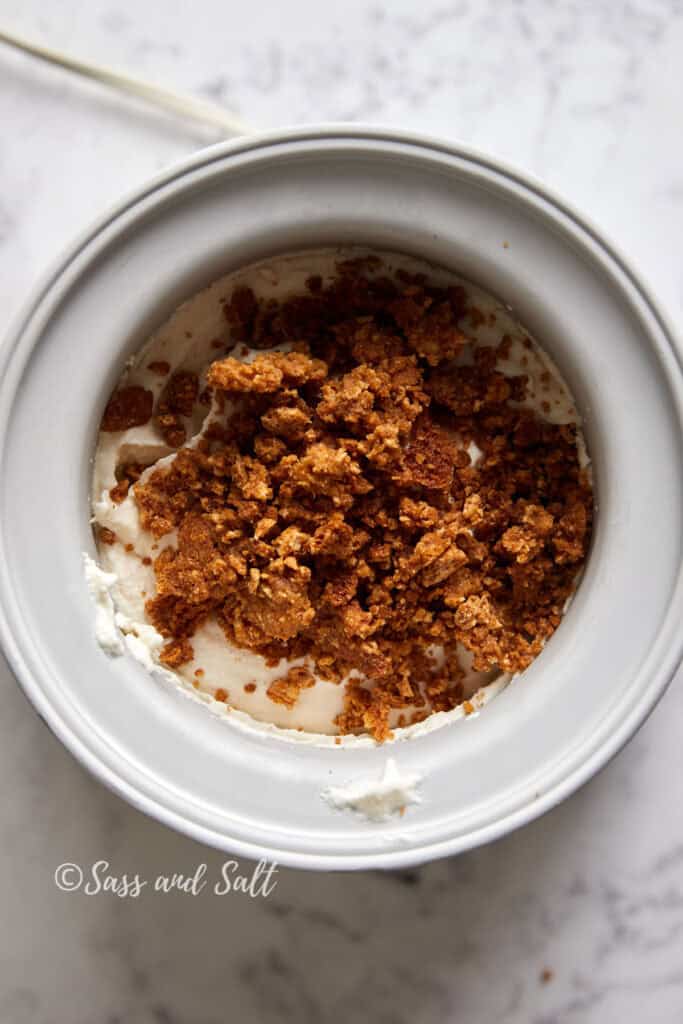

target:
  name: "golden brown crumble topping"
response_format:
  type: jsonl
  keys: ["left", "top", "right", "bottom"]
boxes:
{"left": 266, "top": 666, "right": 316, "bottom": 707}
{"left": 159, "top": 636, "right": 194, "bottom": 668}
{"left": 155, "top": 370, "right": 200, "bottom": 448}
{"left": 109, "top": 461, "right": 145, "bottom": 505}
{"left": 101, "top": 386, "right": 153, "bottom": 432}
{"left": 107, "top": 260, "right": 592, "bottom": 741}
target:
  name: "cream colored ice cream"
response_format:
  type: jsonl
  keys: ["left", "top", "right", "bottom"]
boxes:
{"left": 90, "top": 247, "right": 587, "bottom": 741}
{"left": 322, "top": 758, "right": 422, "bottom": 820}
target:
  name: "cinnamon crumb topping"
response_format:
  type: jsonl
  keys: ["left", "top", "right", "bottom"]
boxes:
{"left": 155, "top": 371, "right": 199, "bottom": 448}
{"left": 101, "top": 386, "right": 153, "bottom": 432}
{"left": 147, "top": 360, "right": 171, "bottom": 376}
{"left": 104, "top": 260, "right": 592, "bottom": 741}
{"left": 266, "top": 666, "right": 316, "bottom": 708}
{"left": 109, "top": 462, "right": 144, "bottom": 505}
{"left": 159, "top": 637, "right": 194, "bottom": 667}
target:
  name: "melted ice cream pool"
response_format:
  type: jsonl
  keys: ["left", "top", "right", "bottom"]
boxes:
{"left": 90, "top": 247, "right": 588, "bottom": 743}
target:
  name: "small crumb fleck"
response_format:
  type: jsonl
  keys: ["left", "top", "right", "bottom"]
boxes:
{"left": 540, "top": 968, "right": 554, "bottom": 985}
{"left": 244, "top": 682, "right": 256, "bottom": 693}
{"left": 147, "top": 360, "right": 171, "bottom": 376}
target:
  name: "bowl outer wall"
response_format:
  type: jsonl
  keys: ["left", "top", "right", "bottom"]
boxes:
{"left": 0, "top": 125, "right": 682, "bottom": 870}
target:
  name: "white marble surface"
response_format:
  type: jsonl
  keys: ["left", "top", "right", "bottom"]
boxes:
{"left": 1, "top": 1, "right": 682, "bottom": 1020}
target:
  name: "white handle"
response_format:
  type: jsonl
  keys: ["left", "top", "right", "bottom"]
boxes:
{"left": 0, "top": 25, "right": 251, "bottom": 136}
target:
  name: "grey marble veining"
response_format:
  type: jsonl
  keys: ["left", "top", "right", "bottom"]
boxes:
{"left": 1, "top": 1, "right": 682, "bottom": 1021}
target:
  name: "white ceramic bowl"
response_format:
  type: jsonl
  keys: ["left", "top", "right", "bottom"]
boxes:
{"left": 1, "top": 126, "right": 682, "bottom": 870}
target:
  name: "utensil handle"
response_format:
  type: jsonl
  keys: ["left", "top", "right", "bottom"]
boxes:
{"left": 0, "top": 25, "right": 251, "bottom": 136}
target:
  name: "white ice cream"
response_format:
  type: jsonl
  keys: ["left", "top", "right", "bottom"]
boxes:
{"left": 89, "top": 246, "right": 588, "bottom": 743}
{"left": 83, "top": 553, "right": 124, "bottom": 656}
{"left": 322, "top": 759, "right": 422, "bottom": 821}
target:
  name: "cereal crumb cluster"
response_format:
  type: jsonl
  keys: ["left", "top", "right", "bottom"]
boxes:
{"left": 101, "top": 258, "right": 592, "bottom": 740}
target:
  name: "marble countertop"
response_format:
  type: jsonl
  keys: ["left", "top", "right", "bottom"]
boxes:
{"left": 1, "top": 1, "right": 682, "bottom": 1020}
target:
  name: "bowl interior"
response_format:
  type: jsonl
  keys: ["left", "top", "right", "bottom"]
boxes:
{"left": 1, "top": 130, "right": 682, "bottom": 868}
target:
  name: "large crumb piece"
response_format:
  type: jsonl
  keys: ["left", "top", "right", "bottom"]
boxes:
{"left": 403, "top": 414, "right": 460, "bottom": 491}
{"left": 155, "top": 370, "right": 199, "bottom": 447}
{"left": 207, "top": 354, "right": 284, "bottom": 394}
{"left": 228, "top": 558, "right": 315, "bottom": 647}
{"left": 109, "top": 461, "right": 145, "bottom": 505}
{"left": 159, "top": 637, "right": 194, "bottom": 667}
{"left": 207, "top": 351, "right": 327, "bottom": 394}
{"left": 266, "top": 666, "right": 316, "bottom": 708}
{"left": 391, "top": 289, "right": 467, "bottom": 366}
{"left": 101, "top": 386, "right": 153, "bottom": 431}
{"left": 261, "top": 403, "right": 312, "bottom": 440}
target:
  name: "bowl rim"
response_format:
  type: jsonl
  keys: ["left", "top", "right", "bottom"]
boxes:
{"left": 1, "top": 123, "right": 682, "bottom": 870}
